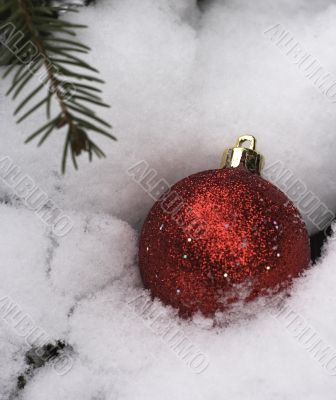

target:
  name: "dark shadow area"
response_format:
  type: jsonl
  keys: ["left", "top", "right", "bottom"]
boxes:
{"left": 310, "top": 225, "right": 332, "bottom": 264}
{"left": 13, "top": 341, "right": 73, "bottom": 395}
{"left": 197, "top": 0, "right": 215, "bottom": 12}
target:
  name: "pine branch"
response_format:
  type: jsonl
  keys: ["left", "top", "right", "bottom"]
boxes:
{"left": 0, "top": 0, "right": 115, "bottom": 173}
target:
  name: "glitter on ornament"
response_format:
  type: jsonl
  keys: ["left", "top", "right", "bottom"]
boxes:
{"left": 139, "top": 135, "right": 310, "bottom": 317}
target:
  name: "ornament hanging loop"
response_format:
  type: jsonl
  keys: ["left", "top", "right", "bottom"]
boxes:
{"left": 221, "top": 134, "right": 264, "bottom": 174}
{"left": 236, "top": 135, "right": 256, "bottom": 150}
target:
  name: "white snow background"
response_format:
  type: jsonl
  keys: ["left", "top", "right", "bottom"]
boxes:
{"left": 1, "top": 0, "right": 336, "bottom": 398}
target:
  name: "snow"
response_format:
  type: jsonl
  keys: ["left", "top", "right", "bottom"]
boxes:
{"left": 1, "top": 0, "right": 336, "bottom": 398}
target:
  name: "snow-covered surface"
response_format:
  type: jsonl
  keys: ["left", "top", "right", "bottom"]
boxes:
{"left": 1, "top": 0, "right": 336, "bottom": 398}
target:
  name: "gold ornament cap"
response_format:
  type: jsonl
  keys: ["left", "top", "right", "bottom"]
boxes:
{"left": 220, "top": 135, "right": 264, "bottom": 174}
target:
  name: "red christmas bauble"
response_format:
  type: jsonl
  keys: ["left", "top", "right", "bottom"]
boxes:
{"left": 139, "top": 136, "right": 310, "bottom": 317}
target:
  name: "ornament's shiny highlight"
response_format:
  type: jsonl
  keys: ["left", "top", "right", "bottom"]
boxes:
{"left": 221, "top": 134, "right": 264, "bottom": 174}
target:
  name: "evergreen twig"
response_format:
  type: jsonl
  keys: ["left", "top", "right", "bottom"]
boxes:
{"left": 0, "top": 0, "right": 115, "bottom": 173}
